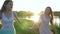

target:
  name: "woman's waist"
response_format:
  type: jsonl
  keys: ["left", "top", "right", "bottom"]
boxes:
{"left": 2, "top": 23, "right": 13, "bottom": 26}
{"left": 41, "top": 22, "right": 49, "bottom": 25}
{"left": 40, "top": 24, "right": 49, "bottom": 28}
{"left": 40, "top": 25, "right": 50, "bottom": 29}
{"left": 1, "top": 26, "right": 14, "bottom": 30}
{"left": 2, "top": 25, "right": 14, "bottom": 28}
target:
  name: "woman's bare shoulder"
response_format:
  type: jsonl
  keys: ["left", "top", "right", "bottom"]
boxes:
{"left": 40, "top": 14, "right": 44, "bottom": 17}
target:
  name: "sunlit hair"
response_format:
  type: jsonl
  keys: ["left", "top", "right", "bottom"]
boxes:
{"left": 0, "top": 0, "right": 13, "bottom": 12}
{"left": 46, "top": 6, "right": 53, "bottom": 22}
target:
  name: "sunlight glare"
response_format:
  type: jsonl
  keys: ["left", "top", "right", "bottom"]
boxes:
{"left": 29, "top": 13, "right": 40, "bottom": 23}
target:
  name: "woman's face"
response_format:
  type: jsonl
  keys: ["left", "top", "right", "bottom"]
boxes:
{"left": 45, "top": 7, "right": 51, "bottom": 15}
{"left": 6, "top": 2, "right": 13, "bottom": 11}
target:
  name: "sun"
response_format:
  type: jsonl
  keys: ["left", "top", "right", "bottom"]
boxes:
{"left": 30, "top": 15, "right": 40, "bottom": 22}
{"left": 27, "top": 11, "right": 40, "bottom": 23}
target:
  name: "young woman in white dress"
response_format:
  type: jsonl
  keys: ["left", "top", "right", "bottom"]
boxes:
{"left": 39, "top": 6, "right": 55, "bottom": 34}
{"left": 0, "top": 0, "right": 20, "bottom": 34}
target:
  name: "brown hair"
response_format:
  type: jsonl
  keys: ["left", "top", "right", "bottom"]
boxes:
{"left": 0, "top": 0, "right": 13, "bottom": 19}
{"left": 46, "top": 6, "right": 53, "bottom": 24}
{"left": 0, "top": 0, "right": 13, "bottom": 12}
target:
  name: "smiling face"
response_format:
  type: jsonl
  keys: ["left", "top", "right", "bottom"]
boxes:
{"left": 1, "top": 1, "right": 13, "bottom": 12}
{"left": 45, "top": 7, "right": 52, "bottom": 15}
{"left": 5, "top": 1, "right": 13, "bottom": 11}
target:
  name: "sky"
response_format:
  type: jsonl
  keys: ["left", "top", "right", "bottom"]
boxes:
{"left": 0, "top": 0, "right": 60, "bottom": 13}
{"left": 0, "top": 0, "right": 60, "bottom": 23}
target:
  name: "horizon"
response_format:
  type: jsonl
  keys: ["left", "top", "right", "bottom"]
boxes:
{"left": 0, "top": 0, "right": 60, "bottom": 24}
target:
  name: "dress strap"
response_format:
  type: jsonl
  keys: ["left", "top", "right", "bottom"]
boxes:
{"left": 2, "top": 12, "right": 14, "bottom": 20}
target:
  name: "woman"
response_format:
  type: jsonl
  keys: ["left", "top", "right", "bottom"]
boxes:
{"left": 0, "top": 0, "right": 20, "bottom": 34}
{"left": 39, "top": 6, "right": 54, "bottom": 34}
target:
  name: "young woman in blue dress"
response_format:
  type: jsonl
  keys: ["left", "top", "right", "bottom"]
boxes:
{"left": 0, "top": 0, "right": 20, "bottom": 34}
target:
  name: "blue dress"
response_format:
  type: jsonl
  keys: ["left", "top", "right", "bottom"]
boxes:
{"left": 0, "top": 12, "right": 16, "bottom": 34}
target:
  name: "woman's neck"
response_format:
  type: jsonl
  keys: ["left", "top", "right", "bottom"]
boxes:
{"left": 7, "top": 9, "right": 12, "bottom": 12}
{"left": 4, "top": 10, "right": 12, "bottom": 17}
{"left": 4, "top": 10, "right": 12, "bottom": 13}
{"left": 44, "top": 13, "right": 49, "bottom": 16}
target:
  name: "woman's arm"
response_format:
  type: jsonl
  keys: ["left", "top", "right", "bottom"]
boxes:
{"left": 13, "top": 12, "right": 20, "bottom": 23}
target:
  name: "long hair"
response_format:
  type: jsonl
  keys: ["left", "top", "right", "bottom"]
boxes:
{"left": 0, "top": 0, "right": 13, "bottom": 12}
{"left": 0, "top": 0, "right": 13, "bottom": 19}
{"left": 46, "top": 7, "right": 53, "bottom": 24}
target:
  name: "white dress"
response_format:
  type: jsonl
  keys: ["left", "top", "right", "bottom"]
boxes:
{"left": 39, "top": 14, "right": 51, "bottom": 34}
{"left": 0, "top": 12, "right": 16, "bottom": 34}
